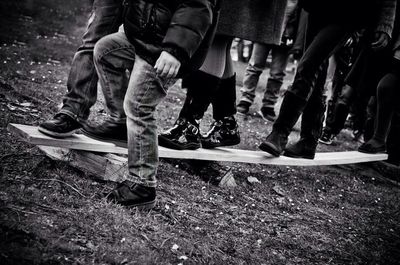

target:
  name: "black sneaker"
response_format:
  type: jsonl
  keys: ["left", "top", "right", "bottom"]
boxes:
{"left": 38, "top": 113, "right": 82, "bottom": 138}
{"left": 106, "top": 181, "right": 156, "bottom": 210}
{"left": 82, "top": 120, "right": 127, "bottom": 146}
{"left": 319, "top": 129, "right": 335, "bottom": 145}
{"left": 201, "top": 116, "right": 240, "bottom": 148}
{"left": 237, "top": 101, "right": 251, "bottom": 115}
{"left": 258, "top": 107, "right": 276, "bottom": 122}
{"left": 158, "top": 118, "right": 201, "bottom": 150}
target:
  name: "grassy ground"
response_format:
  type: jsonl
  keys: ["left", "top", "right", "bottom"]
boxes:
{"left": 1, "top": 1, "right": 400, "bottom": 264}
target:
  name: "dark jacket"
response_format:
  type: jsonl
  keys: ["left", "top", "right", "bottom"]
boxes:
{"left": 123, "top": 0, "right": 218, "bottom": 77}
{"left": 217, "top": 0, "right": 288, "bottom": 45}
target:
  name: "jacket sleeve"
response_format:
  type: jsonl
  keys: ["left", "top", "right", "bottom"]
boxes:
{"left": 374, "top": 0, "right": 396, "bottom": 38}
{"left": 161, "top": 0, "right": 214, "bottom": 65}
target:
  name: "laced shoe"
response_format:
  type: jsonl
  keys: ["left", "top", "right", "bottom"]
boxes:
{"left": 319, "top": 129, "right": 336, "bottom": 145}
{"left": 81, "top": 120, "right": 127, "bottom": 146}
{"left": 38, "top": 113, "right": 82, "bottom": 138}
{"left": 158, "top": 118, "right": 201, "bottom": 150}
{"left": 201, "top": 116, "right": 240, "bottom": 148}
{"left": 106, "top": 181, "right": 156, "bottom": 210}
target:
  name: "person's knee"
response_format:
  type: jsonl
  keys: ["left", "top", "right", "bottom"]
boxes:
{"left": 377, "top": 74, "right": 396, "bottom": 99}
{"left": 94, "top": 35, "right": 113, "bottom": 64}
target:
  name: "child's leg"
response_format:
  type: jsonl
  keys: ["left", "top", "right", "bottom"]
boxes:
{"left": 240, "top": 43, "right": 270, "bottom": 107}
{"left": 124, "top": 56, "right": 177, "bottom": 187}
{"left": 359, "top": 71, "right": 399, "bottom": 153}
{"left": 81, "top": 32, "right": 135, "bottom": 145}
{"left": 94, "top": 32, "right": 135, "bottom": 123}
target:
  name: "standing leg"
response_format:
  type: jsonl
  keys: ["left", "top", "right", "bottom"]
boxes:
{"left": 107, "top": 56, "right": 177, "bottom": 210}
{"left": 82, "top": 32, "right": 135, "bottom": 146}
{"left": 259, "top": 20, "right": 351, "bottom": 157}
{"left": 359, "top": 70, "right": 400, "bottom": 153}
{"left": 237, "top": 43, "right": 271, "bottom": 115}
{"left": 259, "top": 45, "right": 290, "bottom": 121}
{"left": 284, "top": 62, "right": 328, "bottom": 159}
{"left": 39, "top": 0, "right": 123, "bottom": 137}
{"left": 202, "top": 37, "right": 240, "bottom": 148}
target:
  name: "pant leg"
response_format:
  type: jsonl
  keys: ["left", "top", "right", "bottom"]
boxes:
{"left": 93, "top": 32, "right": 135, "bottom": 123}
{"left": 60, "top": 0, "right": 123, "bottom": 122}
{"left": 124, "top": 56, "right": 177, "bottom": 187}
{"left": 262, "top": 45, "right": 290, "bottom": 108}
{"left": 239, "top": 43, "right": 271, "bottom": 104}
{"left": 289, "top": 22, "right": 351, "bottom": 100}
{"left": 300, "top": 62, "right": 328, "bottom": 141}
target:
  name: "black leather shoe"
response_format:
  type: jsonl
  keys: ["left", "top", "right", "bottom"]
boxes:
{"left": 82, "top": 120, "right": 127, "bottom": 146}
{"left": 106, "top": 181, "right": 156, "bottom": 210}
{"left": 38, "top": 113, "right": 82, "bottom": 138}
{"left": 283, "top": 138, "right": 317, "bottom": 159}
{"left": 201, "top": 116, "right": 240, "bottom": 148}
{"left": 358, "top": 139, "right": 386, "bottom": 154}
{"left": 158, "top": 118, "right": 201, "bottom": 150}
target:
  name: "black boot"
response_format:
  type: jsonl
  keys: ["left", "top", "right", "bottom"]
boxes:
{"left": 179, "top": 70, "right": 220, "bottom": 121}
{"left": 82, "top": 120, "right": 127, "bottom": 146}
{"left": 284, "top": 87, "right": 326, "bottom": 159}
{"left": 158, "top": 118, "right": 201, "bottom": 150}
{"left": 201, "top": 116, "right": 240, "bottom": 148}
{"left": 259, "top": 91, "right": 307, "bottom": 157}
{"left": 39, "top": 113, "right": 82, "bottom": 138}
{"left": 212, "top": 74, "right": 237, "bottom": 119}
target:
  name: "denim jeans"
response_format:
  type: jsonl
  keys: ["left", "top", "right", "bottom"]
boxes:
{"left": 240, "top": 42, "right": 290, "bottom": 109}
{"left": 60, "top": 0, "right": 123, "bottom": 123}
{"left": 94, "top": 31, "right": 176, "bottom": 187}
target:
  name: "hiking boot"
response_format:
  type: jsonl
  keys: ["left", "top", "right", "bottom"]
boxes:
{"left": 158, "top": 118, "right": 201, "bottom": 150}
{"left": 283, "top": 138, "right": 318, "bottom": 159}
{"left": 237, "top": 101, "right": 251, "bottom": 115}
{"left": 82, "top": 120, "right": 127, "bottom": 146}
{"left": 358, "top": 138, "right": 386, "bottom": 154}
{"left": 258, "top": 106, "right": 276, "bottom": 122}
{"left": 38, "top": 113, "right": 82, "bottom": 138}
{"left": 319, "top": 129, "right": 336, "bottom": 145}
{"left": 106, "top": 181, "right": 156, "bottom": 210}
{"left": 201, "top": 116, "right": 240, "bottom": 148}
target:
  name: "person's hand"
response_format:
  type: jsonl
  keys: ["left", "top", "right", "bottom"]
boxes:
{"left": 371, "top": 31, "right": 390, "bottom": 51}
{"left": 154, "top": 51, "right": 181, "bottom": 79}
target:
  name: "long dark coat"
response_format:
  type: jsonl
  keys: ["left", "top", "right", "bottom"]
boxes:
{"left": 217, "top": 0, "right": 288, "bottom": 45}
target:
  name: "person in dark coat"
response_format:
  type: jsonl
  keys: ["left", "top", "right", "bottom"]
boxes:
{"left": 259, "top": 0, "right": 396, "bottom": 159}
{"left": 158, "top": 0, "right": 289, "bottom": 150}
{"left": 358, "top": 4, "right": 400, "bottom": 156}
{"left": 83, "top": 0, "right": 217, "bottom": 209}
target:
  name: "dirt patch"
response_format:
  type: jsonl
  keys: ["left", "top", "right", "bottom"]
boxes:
{"left": 1, "top": 1, "right": 400, "bottom": 264}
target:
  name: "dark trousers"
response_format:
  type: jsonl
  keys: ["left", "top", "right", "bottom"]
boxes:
{"left": 285, "top": 15, "right": 352, "bottom": 141}
{"left": 60, "top": 0, "right": 123, "bottom": 122}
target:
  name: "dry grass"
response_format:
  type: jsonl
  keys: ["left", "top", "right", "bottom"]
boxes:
{"left": 1, "top": 1, "right": 400, "bottom": 264}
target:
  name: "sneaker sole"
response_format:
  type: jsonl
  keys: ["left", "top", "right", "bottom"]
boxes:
{"left": 158, "top": 135, "right": 201, "bottom": 150}
{"left": 259, "top": 142, "right": 281, "bottom": 157}
{"left": 318, "top": 139, "right": 333, "bottom": 145}
{"left": 81, "top": 129, "right": 127, "bottom": 148}
{"left": 38, "top": 126, "right": 78, "bottom": 138}
{"left": 201, "top": 138, "right": 240, "bottom": 149}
